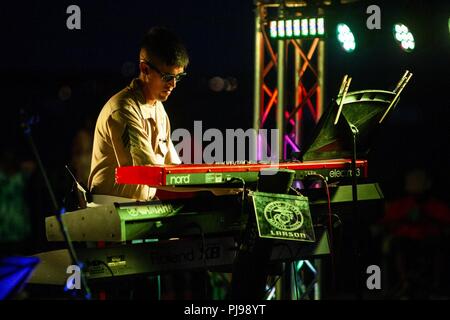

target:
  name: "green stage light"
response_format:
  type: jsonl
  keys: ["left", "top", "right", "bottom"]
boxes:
{"left": 317, "top": 17, "right": 325, "bottom": 36}
{"left": 309, "top": 18, "right": 317, "bottom": 36}
{"left": 286, "top": 20, "right": 293, "bottom": 37}
{"left": 269, "top": 17, "right": 326, "bottom": 39}
{"left": 270, "top": 20, "right": 277, "bottom": 38}
{"left": 278, "top": 20, "right": 285, "bottom": 38}
{"left": 301, "top": 18, "right": 309, "bottom": 36}
{"left": 393, "top": 23, "right": 415, "bottom": 52}
{"left": 336, "top": 23, "right": 356, "bottom": 52}
{"left": 293, "top": 19, "right": 301, "bottom": 37}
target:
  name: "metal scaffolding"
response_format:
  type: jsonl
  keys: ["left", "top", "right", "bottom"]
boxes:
{"left": 253, "top": 0, "right": 326, "bottom": 300}
{"left": 253, "top": 1, "right": 325, "bottom": 160}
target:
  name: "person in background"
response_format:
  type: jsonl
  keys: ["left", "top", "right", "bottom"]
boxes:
{"left": 0, "top": 149, "right": 35, "bottom": 254}
{"left": 380, "top": 168, "right": 450, "bottom": 298}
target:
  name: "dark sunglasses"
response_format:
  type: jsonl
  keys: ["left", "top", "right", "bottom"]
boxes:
{"left": 142, "top": 60, "right": 187, "bottom": 82}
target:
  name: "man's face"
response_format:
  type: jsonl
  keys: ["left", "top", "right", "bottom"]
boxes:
{"left": 141, "top": 60, "right": 185, "bottom": 102}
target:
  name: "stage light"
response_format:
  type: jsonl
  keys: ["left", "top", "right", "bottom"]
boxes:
{"left": 270, "top": 20, "right": 277, "bottom": 38}
{"left": 317, "top": 17, "right": 325, "bottom": 36}
{"left": 393, "top": 23, "right": 415, "bottom": 52}
{"left": 309, "top": 18, "right": 317, "bottom": 36}
{"left": 286, "top": 20, "right": 293, "bottom": 37}
{"left": 301, "top": 18, "right": 309, "bottom": 36}
{"left": 278, "top": 20, "right": 285, "bottom": 38}
{"left": 293, "top": 19, "right": 301, "bottom": 37}
{"left": 269, "top": 17, "right": 326, "bottom": 39}
{"left": 336, "top": 23, "right": 356, "bottom": 53}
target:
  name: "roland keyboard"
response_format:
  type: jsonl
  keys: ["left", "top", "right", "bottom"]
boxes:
{"left": 29, "top": 230, "right": 330, "bottom": 285}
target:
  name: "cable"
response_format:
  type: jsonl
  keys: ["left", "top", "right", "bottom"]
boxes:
{"left": 181, "top": 222, "right": 208, "bottom": 298}
{"left": 264, "top": 275, "right": 282, "bottom": 299}
{"left": 225, "top": 176, "right": 248, "bottom": 251}
{"left": 293, "top": 262, "right": 298, "bottom": 300}
{"left": 90, "top": 260, "right": 114, "bottom": 277}
{"left": 259, "top": 241, "right": 294, "bottom": 300}
{"left": 225, "top": 176, "right": 246, "bottom": 207}
{"left": 301, "top": 174, "right": 334, "bottom": 245}
{"left": 198, "top": 226, "right": 209, "bottom": 299}
{"left": 304, "top": 174, "right": 337, "bottom": 294}
{"left": 282, "top": 243, "right": 300, "bottom": 300}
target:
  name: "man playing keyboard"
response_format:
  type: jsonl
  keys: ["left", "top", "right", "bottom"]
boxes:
{"left": 88, "top": 27, "right": 188, "bottom": 202}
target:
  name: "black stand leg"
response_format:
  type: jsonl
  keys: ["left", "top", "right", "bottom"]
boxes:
{"left": 21, "top": 112, "right": 91, "bottom": 299}
{"left": 349, "top": 124, "right": 362, "bottom": 299}
{"left": 231, "top": 217, "right": 273, "bottom": 300}
{"left": 230, "top": 169, "right": 295, "bottom": 300}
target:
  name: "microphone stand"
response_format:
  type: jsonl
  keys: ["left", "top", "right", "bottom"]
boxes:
{"left": 20, "top": 110, "right": 91, "bottom": 300}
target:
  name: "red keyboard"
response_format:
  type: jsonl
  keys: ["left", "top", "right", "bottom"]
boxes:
{"left": 116, "top": 159, "right": 368, "bottom": 187}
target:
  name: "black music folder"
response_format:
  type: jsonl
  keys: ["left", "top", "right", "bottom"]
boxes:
{"left": 301, "top": 89, "right": 398, "bottom": 161}
{"left": 300, "top": 71, "right": 412, "bottom": 161}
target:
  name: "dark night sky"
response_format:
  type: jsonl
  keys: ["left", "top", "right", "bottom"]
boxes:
{"left": 1, "top": 0, "right": 449, "bottom": 200}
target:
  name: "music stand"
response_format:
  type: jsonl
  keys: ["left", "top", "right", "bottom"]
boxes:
{"left": 301, "top": 70, "right": 413, "bottom": 161}
{"left": 300, "top": 70, "right": 413, "bottom": 298}
{"left": 0, "top": 256, "right": 40, "bottom": 300}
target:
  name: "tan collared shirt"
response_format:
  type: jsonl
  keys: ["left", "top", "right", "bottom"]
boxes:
{"left": 88, "top": 78, "right": 181, "bottom": 200}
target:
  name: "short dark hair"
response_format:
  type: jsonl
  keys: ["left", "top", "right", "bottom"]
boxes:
{"left": 141, "top": 27, "right": 189, "bottom": 68}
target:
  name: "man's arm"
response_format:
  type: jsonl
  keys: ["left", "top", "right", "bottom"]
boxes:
{"left": 164, "top": 113, "right": 182, "bottom": 165}
{"left": 106, "top": 107, "right": 160, "bottom": 166}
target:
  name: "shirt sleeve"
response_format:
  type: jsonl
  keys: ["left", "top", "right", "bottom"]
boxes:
{"left": 106, "top": 107, "right": 159, "bottom": 166}
{"left": 164, "top": 113, "right": 182, "bottom": 165}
